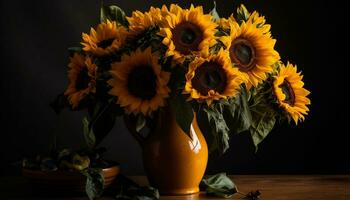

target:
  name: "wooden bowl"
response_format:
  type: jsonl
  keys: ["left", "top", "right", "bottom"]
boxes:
{"left": 22, "top": 165, "right": 120, "bottom": 195}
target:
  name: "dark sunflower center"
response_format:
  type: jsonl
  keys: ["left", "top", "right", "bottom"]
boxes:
{"left": 173, "top": 22, "right": 203, "bottom": 55}
{"left": 279, "top": 80, "right": 295, "bottom": 106}
{"left": 97, "top": 38, "right": 115, "bottom": 49}
{"left": 229, "top": 38, "right": 256, "bottom": 72}
{"left": 127, "top": 66, "right": 157, "bottom": 100}
{"left": 181, "top": 28, "right": 196, "bottom": 44}
{"left": 191, "top": 61, "right": 227, "bottom": 95}
{"left": 75, "top": 68, "right": 90, "bottom": 90}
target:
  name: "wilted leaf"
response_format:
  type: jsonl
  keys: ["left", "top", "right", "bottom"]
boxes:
{"left": 210, "top": 1, "right": 220, "bottom": 22}
{"left": 224, "top": 86, "right": 252, "bottom": 134}
{"left": 201, "top": 173, "right": 237, "bottom": 198}
{"left": 101, "top": 5, "right": 128, "bottom": 27}
{"left": 249, "top": 108, "right": 276, "bottom": 152}
{"left": 204, "top": 103, "right": 230, "bottom": 154}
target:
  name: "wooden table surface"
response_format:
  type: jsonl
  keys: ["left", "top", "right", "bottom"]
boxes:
{"left": 1, "top": 175, "right": 350, "bottom": 200}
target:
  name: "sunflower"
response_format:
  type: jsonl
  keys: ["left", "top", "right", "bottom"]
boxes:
{"left": 184, "top": 49, "right": 246, "bottom": 105}
{"left": 247, "top": 11, "right": 271, "bottom": 35}
{"left": 159, "top": 4, "right": 217, "bottom": 64}
{"left": 108, "top": 48, "right": 171, "bottom": 116}
{"left": 81, "top": 20, "right": 127, "bottom": 56}
{"left": 220, "top": 20, "right": 280, "bottom": 89}
{"left": 64, "top": 53, "right": 97, "bottom": 108}
{"left": 273, "top": 62, "right": 311, "bottom": 124}
{"left": 127, "top": 5, "right": 168, "bottom": 37}
{"left": 218, "top": 15, "right": 236, "bottom": 30}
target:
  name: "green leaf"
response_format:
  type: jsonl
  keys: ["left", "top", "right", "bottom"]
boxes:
{"left": 249, "top": 105, "right": 276, "bottom": 152}
{"left": 136, "top": 114, "right": 146, "bottom": 133}
{"left": 169, "top": 93, "right": 194, "bottom": 136}
{"left": 201, "top": 173, "right": 237, "bottom": 198}
{"left": 224, "top": 86, "right": 252, "bottom": 134}
{"left": 204, "top": 103, "right": 230, "bottom": 154}
{"left": 50, "top": 93, "right": 69, "bottom": 114}
{"left": 83, "top": 117, "right": 96, "bottom": 149}
{"left": 247, "top": 81, "right": 279, "bottom": 152}
{"left": 236, "top": 4, "right": 250, "bottom": 23}
{"left": 100, "top": 4, "right": 128, "bottom": 27}
{"left": 89, "top": 100, "right": 119, "bottom": 146}
{"left": 209, "top": 1, "right": 220, "bottom": 22}
{"left": 82, "top": 168, "right": 104, "bottom": 200}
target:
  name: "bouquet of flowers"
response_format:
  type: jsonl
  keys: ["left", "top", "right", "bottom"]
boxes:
{"left": 52, "top": 3, "right": 310, "bottom": 153}
{"left": 48, "top": 2, "right": 311, "bottom": 199}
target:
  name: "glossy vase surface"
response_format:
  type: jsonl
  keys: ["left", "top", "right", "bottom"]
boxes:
{"left": 142, "top": 108, "right": 208, "bottom": 195}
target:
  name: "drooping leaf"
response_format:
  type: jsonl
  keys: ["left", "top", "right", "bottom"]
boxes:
{"left": 249, "top": 104, "right": 276, "bottom": 152}
{"left": 204, "top": 103, "right": 230, "bottom": 154}
{"left": 224, "top": 86, "right": 252, "bottom": 134}
{"left": 247, "top": 80, "right": 278, "bottom": 152}
{"left": 236, "top": 4, "right": 250, "bottom": 23}
{"left": 82, "top": 168, "right": 105, "bottom": 200}
{"left": 209, "top": 1, "right": 220, "bottom": 22}
{"left": 169, "top": 93, "right": 194, "bottom": 136}
{"left": 201, "top": 173, "right": 238, "bottom": 198}
{"left": 100, "top": 4, "right": 128, "bottom": 27}
{"left": 50, "top": 93, "right": 69, "bottom": 114}
{"left": 83, "top": 117, "right": 96, "bottom": 149}
{"left": 89, "top": 100, "right": 120, "bottom": 146}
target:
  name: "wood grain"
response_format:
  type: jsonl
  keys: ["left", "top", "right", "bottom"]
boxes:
{"left": 130, "top": 175, "right": 350, "bottom": 200}
{"left": 1, "top": 175, "right": 350, "bottom": 200}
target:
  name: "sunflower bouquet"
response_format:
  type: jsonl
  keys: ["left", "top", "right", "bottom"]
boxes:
{"left": 52, "top": 3, "right": 311, "bottom": 155}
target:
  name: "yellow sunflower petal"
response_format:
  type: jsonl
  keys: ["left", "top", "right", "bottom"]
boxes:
{"left": 81, "top": 20, "right": 127, "bottom": 56}
{"left": 64, "top": 54, "right": 97, "bottom": 108}
{"left": 183, "top": 49, "right": 245, "bottom": 105}
{"left": 159, "top": 4, "right": 217, "bottom": 65}
{"left": 108, "top": 48, "right": 170, "bottom": 116}
{"left": 273, "top": 62, "right": 311, "bottom": 124}
{"left": 222, "top": 18, "right": 279, "bottom": 89}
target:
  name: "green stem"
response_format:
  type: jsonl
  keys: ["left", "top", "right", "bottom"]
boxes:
{"left": 123, "top": 115, "right": 145, "bottom": 147}
{"left": 89, "top": 100, "right": 113, "bottom": 128}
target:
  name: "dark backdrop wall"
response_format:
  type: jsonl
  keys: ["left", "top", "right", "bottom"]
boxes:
{"left": 1, "top": 0, "right": 348, "bottom": 175}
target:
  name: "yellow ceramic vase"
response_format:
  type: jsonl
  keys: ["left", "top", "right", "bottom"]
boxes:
{"left": 142, "top": 107, "right": 208, "bottom": 195}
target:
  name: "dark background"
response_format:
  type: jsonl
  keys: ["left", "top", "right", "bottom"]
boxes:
{"left": 0, "top": 0, "right": 348, "bottom": 175}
